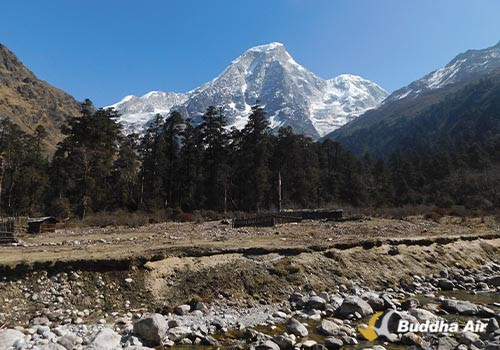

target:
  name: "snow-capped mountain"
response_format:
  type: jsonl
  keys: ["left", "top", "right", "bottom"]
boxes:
{"left": 387, "top": 40, "right": 500, "bottom": 102}
{"left": 325, "top": 40, "right": 500, "bottom": 157}
{"left": 107, "top": 91, "right": 188, "bottom": 134}
{"left": 107, "top": 42, "right": 388, "bottom": 138}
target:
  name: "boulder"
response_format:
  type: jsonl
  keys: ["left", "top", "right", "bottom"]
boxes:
{"left": 167, "top": 326, "right": 192, "bottom": 341}
{"left": 301, "top": 340, "right": 317, "bottom": 349}
{"left": 255, "top": 340, "right": 281, "bottom": 350}
{"left": 401, "top": 332, "right": 425, "bottom": 347}
{"left": 311, "top": 344, "right": 327, "bottom": 350}
{"left": 285, "top": 318, "right": 308, "bottom": 337}
{"left": 201, "top": 335, "right": 218, "bottom": 346}
{"left": 133, "top": 314, "right": 168, "bottom": 346}
{"left": 477, "top": 306, "right": 496, "bottom": 317}
{"left": 317, "top": 320, "right": 339, "bottom": 336}
{"left": 58, "top": 333, "right": 79, "bottom": 350}
{"left": 174, "top": 304, "right": 191, "bottom": 315}
{"left": 338, "top": 296, "right": 373, "bottom": 318}
{"left": 272, "top": 335, "right": 294, "bottom": 350}
{"left": 486, "top": 318, "right": 499, "bottom": 334}
{"left": 32, "top": 316, "right": 51, "bottom": 326}
{"left": 40, "top": 344, "right": 67, "bottom": 350}
{"left": 487, "top": 276, "right": 500, "bottom": 286}
{"left": 381, "top": 294, "right": 397, "bottom": 310}
{"left": 440, "top": 299, "right": 478, "bottom": 316}
{"left": 86, "top": 328, "right": 121, "bottom": 350}
{"left": 408, "top": 308, "right": 441, "bottom": 323}
{"left": 323, "top": 337, "right": 343, "bottom": 350}
{"left": 459, "top": 332, "right": 479, "bottom": 346}
{"left": 438, "top": 336, "right": 459, "bottom": 350}
{"left": 0, "top": 329, "right": 25, "bottom": 350}
{"left": 401, "top": 298, "right": 420, "bottom": 310}
{"left": 361, "top": 292, "right": 385, "bottom": 311}
{"left": 437, "top": 279, "right": 455, "bottom": 290}
{"left": 306, "top": 296, "right": 327, "bottom": 310}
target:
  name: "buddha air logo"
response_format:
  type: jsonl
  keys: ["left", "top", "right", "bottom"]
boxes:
{"left": 358, "top": 310, "right": 395, "bottom": 341}
{"left": 358, "top": 310, "right": 488, "bottom": 341}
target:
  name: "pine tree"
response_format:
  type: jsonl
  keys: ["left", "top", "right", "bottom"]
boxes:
{"left": 162, "top": 111, "right": 183, "bottom": 208}
{"left": 138, "top": 114, "right": 166, "bottom": 210}
{"left": 234, "top": 103, "right": 272, "bottom": 211}
{"left": 112, "top": 133, "right": 140, "bottom": 210}
{"left": 198, "top": 106, "right": 229, "bottom": 211}
{"left": 49, "top": 100, "right": 121, "bottom": 218}
{"left": 178, "top": 118, "right": 202, "bottom": 210}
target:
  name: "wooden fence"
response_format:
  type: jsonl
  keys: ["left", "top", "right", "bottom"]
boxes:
{"left": 0, "top": 218, "right": 18, "bottom": 244}
{"left": 233, "top": 214, "right": 302, "bottom": 228}
{"left": 280, "top": 209, "right": 343, "bottom": 220}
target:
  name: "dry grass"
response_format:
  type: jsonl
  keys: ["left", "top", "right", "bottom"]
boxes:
{"left": 1, "top": 213, "right": 498, "bottom": 269}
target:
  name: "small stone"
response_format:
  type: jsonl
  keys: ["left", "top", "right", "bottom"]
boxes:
{"left": 174, "top": 304, "right": 191, "bottom": 315}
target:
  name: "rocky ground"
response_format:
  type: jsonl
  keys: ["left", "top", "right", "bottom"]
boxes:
{"left": 0, "top": 217, "right": 499, "bottom": 350}
{"left": 1, "top": 262, "right": 499, "bottom": 350}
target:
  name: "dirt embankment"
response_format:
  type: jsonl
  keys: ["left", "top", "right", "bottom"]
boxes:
{"left": 0, "top": 221, "right": 498, "bottom": 326}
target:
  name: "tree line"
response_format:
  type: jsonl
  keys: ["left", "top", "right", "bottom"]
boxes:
{"left": 0, "top": 99, "right": 498, "bottom": 219}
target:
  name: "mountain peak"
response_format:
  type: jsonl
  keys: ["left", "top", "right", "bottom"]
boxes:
{"left": 110, "top": 43, "right": 387, "bottom": 138}
{"left": 387, "top": 40, "right": 500, "bottom": 102}
{"left": 247, "top": 42, "right": 285, "bottom": 53}
{"left": 0, "top": 43, "right": 81, "bottom": 150}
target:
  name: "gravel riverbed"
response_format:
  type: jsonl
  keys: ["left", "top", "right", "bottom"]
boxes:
{"left": 1, "top": 262, "right": 499, "bottom": 350}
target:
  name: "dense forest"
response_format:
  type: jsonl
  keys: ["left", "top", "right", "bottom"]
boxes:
{"left": 0, "top": 98, "right": 498, "bottom": 219}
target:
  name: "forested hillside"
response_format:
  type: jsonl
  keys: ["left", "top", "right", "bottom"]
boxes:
{"left": 1, "top": 95, "right": 499, "bottom": 218}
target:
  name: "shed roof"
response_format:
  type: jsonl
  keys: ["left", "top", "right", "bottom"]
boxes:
{"left": 27, "top": 216, "right": 58, "bottom": 223}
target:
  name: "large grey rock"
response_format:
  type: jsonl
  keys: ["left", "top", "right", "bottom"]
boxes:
{"left": 361, "top": 292, "right": 385, "bottom": 311}
{"left": 41, "top": 344, "right": 66, "bottom": 350}
{"left": 133, "top": 314, "right": 168, "bottom": 346}
{"left": 255, "top": 340, "right": 281, "bottom": 350}
{"left": 485, "top": 340, "right": 500, "bottom": 350}
{"left": 437, "top": 279, "right": 455, "bottom": 290}
{"left": 174, "top": 304, "right": 191, "bottom": 315}
{"left": 401, "top": 332, "right": 425, "bottom": 347}
{"left": 86, "top": 328, "right": 121, "bottom": 350}
{"left": 317, "top": 319, "right": 339, "bottom": 336}
{"left": 438, "top": 336, "right": 459, "bottom": 350}
{"left": 487, "top": 275, "right": 500, "bottom": 286}
{"left": 441, "top": 299, "right": 478, "bottom": 315}
{"left": 306, "top": 296, "right": 327, "bottom": 310}
{"left": 286, "top": 318, "right": 308, "bottom": 337}
{"left": 408, "top": 308, "right": 441, "bottom": 323}
{"left": 32, "top": 316, "right": 50, "bottom": 326}
{"left": 167, "top": 326, "right": 192, "bottom": 341}
{"left": 58, "top": 333, "right": 79, "bottom": 350}
{"left": 40, "top": 343, "right": 66, "bottom": 350}
{"left": 460, "top": 332, "right": 479, "bottom": 346}
{"left": 486, "top": 318, "right": 499, "bottom": 334}
{"left": 272, "top": 335, "right": 295, "bottom": 350}
{"left": 301, "top": 340, "right": 317, "bottom": 349}
{"left": 0, "top": 329, "right": 25, "bottom": 350}
{"left": 338, "top": 296, "right": 373, "bottom": 317}
{"left": 323, "top": 337, "right": 343, "bottom": 350}
{"left": 401, "top": 298, "right": 420, "bottom": 310}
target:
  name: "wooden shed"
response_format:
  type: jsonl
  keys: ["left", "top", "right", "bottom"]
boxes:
{"left": 27, "top": 216, "right": 58, "bottom": 234}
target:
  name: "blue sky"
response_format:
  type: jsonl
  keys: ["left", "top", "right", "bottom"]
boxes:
{"left": 1, "top": 0, "right": 499, "bottom": 107}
